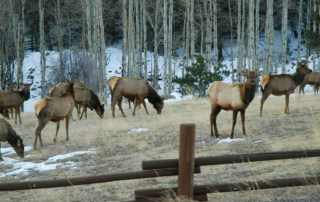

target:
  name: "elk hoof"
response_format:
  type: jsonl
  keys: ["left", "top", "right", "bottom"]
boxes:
{"left": 66, "top": 138, "right": 69, "bottom": 141}
{"left": 53, "top": 138, "right": 56, "bottom": 142}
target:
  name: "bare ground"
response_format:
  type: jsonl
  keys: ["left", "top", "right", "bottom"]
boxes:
{"left": 1, "top": 92, "right": 320, "bottom": 201}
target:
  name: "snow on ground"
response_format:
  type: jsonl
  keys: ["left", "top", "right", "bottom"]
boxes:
{"left": 217, "top": 138, "right": 245, "bottom": 144}
{"left": 0, "top": 148, "right": 96, "bottom": 178}
{"left": 128, "top": 128, "right": 149, "bottom": 133}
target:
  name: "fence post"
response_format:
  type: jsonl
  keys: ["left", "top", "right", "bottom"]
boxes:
{"left": 178, "top": 123, "right": 196, "bottom": 199}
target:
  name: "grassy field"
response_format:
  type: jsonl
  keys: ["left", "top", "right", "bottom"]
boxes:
{"left": 1, "top": 91, "right": 320, "bottom": 201}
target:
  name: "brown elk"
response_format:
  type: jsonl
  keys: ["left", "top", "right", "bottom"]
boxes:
{"left": 208, "top": 70, "right": 263, "bottom": 139}
{"left": 111, "top": 77, "right": 164, "bottom": 118}
{"left": 49, "top": 80, "right": 87, "bottom": 116}
{"left": 33, "top": 82, "right": 75, "bottom": 149}
{"left": 0, "top": 118, "right": 24, "bottom": 161}
{"left": 0, "top": 83, "right": 33, "bottom": 124}
{"left": 107, "top": 76, "right": 141, "bottom": 109}
{"left": 299, "top": 72, "right": 320, "bottom": 95}
{"left": 260, "top": 62, "right": 312, "bottom": 117}
{"left": 6, "top": 83, "right": 17, "bottom": 119}
{"left": 68, "top": 86, "right": 105, "bottom": 119}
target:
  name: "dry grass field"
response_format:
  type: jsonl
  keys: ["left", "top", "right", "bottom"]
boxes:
{"left": 1, "top": 91, "right": 320, "bottom": 201}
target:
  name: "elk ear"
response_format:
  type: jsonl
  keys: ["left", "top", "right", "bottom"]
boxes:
{"left": 256, "top": 71, "right": 263, "bottom": 77}
{"left": 67, "top": 79, "right": 71, "bottom": 84}
{"left": 297, "top": 62, "right": 302, "bottom": 68}
{"left": 161, "top": 96, "right": 165, "bottom": 102}
{"left": 240, "top": 70, "right": 248, "bottom": 77}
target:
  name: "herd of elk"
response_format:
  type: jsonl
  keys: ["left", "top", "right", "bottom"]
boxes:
{"left": 0, "top": 83, "right": 33, "bottom": 124}
{"left": 208, "top": 70, "right": 263, "bottom": 139}
{"left": 260, "top": 62, "right": 312, "bottom": 117}
{"left": 110, "top": 77, "right": 164, "bottom": 118}
{"left": 33, "top": 82, "right": 76, "bottom": 149}
{"left": 0, "top": 119, "right": 24, "bottom": 161}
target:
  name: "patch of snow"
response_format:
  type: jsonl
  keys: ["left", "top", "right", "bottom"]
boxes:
{"left": 128, "top": 128, "right": 149, "bottom": 133}
{"left": 217, "top": 138, "right": 245, "bottom": 144}
{"left": 0, "top": 149, "right": 96, "bottom": 178}
{"left": 253, "top": 140, "right": 264, "bottom": 144}
{"left": 165, "top": 92, "right": 193, "bottom": 103}
{"left": 2, "top": 146, "right": 33, "bottom": 156}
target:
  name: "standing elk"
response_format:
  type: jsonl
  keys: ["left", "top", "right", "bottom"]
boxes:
{"left": 107, "top": 76, "right": 141, "bottom": 110}
{"left": 260, "top": 62, "right": 312, "bottom": 117}
{"left": 0, "top": 119, "right": 24, "bottom": 161}
{"left": 208, "top": 70, "right": 263, "bottom": 139}
{"left": 33, "top": 82, "right": 75, "bottom": 149}
{"left": 0, "top": 83, "right": 33, "bottom": 124}
{"left": 299, "top": 72, "right": 320, "bottom": 95}
{"left": 111, "top": 77, "right": 164, "bottom": 118}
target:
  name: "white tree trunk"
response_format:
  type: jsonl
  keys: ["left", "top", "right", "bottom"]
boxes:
{"left": 190, "top": 0, "right": 195, "bottom": 63}
{"left": 163, "top": 0, "right": 168, "bottom": 97}
{"left": 39, "top": 0, "right": 46, "bottom": 98}
{"left": 168, "top": 0, "right": 173, "bottom": 95}
{"left": 236, "top": 0, "right": 242, "bottom": 82}
{"left": 122, "top": 0, "right": 128, "bottom": 77}
{"left": 228, "top": 0, "right": 234, "bottom": 82}
{"left": 98, "top": 0, "right": 106, "bottom": 104}
{"left": 313, "top": 0, "right": 316, "bottom": 72}
{"left": 85, "top": 0, "right": 93, "bottom": 57}
{"left": 153, "top": 0, "right": 159, "bottom": 88}
{"left": 268, "top": 0, "right": 274, "bottom": 74}
{"left": 296, "top": 0, "right": 303, "bottom": 67}
{"left": 204, "top": 0, "right": 211, "bottom": 71}
{"left": 143, "top": 0, "right": 147, "bottom": 80}
{"left": 128, "top": 0, "right": 133, "bottom": 77}
{"left": 212, "top": 0, "right": 218, "bottom": 68}
{"left": 263, "top": 0, "right": 271, "bottom": 75}
{"left": 248, "top": 0, "right": 255, "bottom": 72}
{"left": 135, "top": 0, "right": 141, "bottom": 78}
{"left": 255, "top": 0, "right": 260, "bottom": 72}
{"left": 281, "top": 0, "right": 288, "bottom": 73}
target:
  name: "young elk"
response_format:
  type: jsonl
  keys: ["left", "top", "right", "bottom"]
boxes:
{"left": 208, "top": 70, "right": 263, "bottom": 139}
{"left": 0, "top": 119, "right": 24, "bottom": 161}
{"left": 260, "top": 62, "right": 312, "bottom": 117}
{"left": 299, "top": 72, "right": 320, "bottom": 95}
{"left": 33, "top": 82, "right": 75, "bottom": 149}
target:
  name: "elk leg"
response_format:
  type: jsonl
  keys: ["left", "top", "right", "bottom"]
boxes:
{"left": 118, "top": 97, "right": 126, "bottom": 117}
{"left": 285, "top": 94, "right": 290, "bottom": 114}
{"left": 260, "top": 92, "right": 270, "bottom": 117}
{"left": 65, "top": 116, "right": 70, "bottom": 141}
{"left": 299, "top": 82, "right": 306, "bottom": 95}
{"left": 85, "top": 104, "right": 87, "bottom": 119}
{"left": 132, "top": 98, "right": 138, "bottom": 116}
{"left": 128, "top": 98, "right": 131, "bottom": 109}
{"left": 17, "top": 107, "right": 21, "bottom": 124}
{"left": 230, "top": 110, "right": 239, "bottom": 139}
{"left": 240, "top": 110, "right": 247, "bottom": 137}
{"left": 53, "top": 121, "right": 60, "bottom": 142}
{"left": 79, "top": 103, "right": 86, "bottom": 120}
{"left": 210, "top": 105, "right": 221, "bottom": 138}
{"left": 0, "top": 153, "right": 2, "bottom": 161}
{"left": 14, "top": 106, "right": 18, "bottom": 124}
{"left": 34, "top": 118, "right": 49, "bottom": 149}
{"left": 3, "top": 107, "right": 7, "bottom": 119}
{"left": 140, "top": 99, "right": 149, "bottom": 115}
{"left": 10, "top": 108, "right": 13, "bottom": 119}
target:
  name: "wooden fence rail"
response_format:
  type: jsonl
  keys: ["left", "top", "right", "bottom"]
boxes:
{"left": 142, "top": 149, "right": 320, "bottom": 170}
{"left": 0, "top": 167, "right": 201, "bottom": 191}
{"left": 134, "top": 176, "right": 320, "bottom": 201}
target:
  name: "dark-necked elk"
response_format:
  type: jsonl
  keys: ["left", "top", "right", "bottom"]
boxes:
{"left": 107, "top": 76, "right": 141, "bottom": 110}
{"left": 69, "top": 86, "right": 105, "bottom": 119}
{"left": 208, "top": 70, "right": 263, "bottom": 139}
{"left": 111, "top": 77, "right": 164, "bottom": 117}
{"left": 260, "top": 62, "right": 312, "bottom": 117}
{"left": 299, "top": 72, "right": 320, "bottom": 95}
{"left": 0, "top": 83, "right": 33, "bottom": 124}
{"left": 33, "top": 82, "right": 75, "bottom": 149}
{"left": 0, "top": 119, "right": 24, "bottom": 161}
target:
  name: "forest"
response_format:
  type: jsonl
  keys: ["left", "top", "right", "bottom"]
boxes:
{"left": 0, "top": 0, "right": 317, "bottom": 103}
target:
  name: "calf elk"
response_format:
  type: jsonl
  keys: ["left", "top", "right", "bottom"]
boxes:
{"left": 208, "top": 70, "right": 263, "bottom": 139}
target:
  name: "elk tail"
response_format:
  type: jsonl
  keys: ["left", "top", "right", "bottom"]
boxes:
{"left": 49, "top": 86, "right": 55, "bottom": 96}
{"left": 34, "top": 99, "right": 47, "bottom": 118}
{"left": 260, "top": 75, "right": 270, "bottom": 94}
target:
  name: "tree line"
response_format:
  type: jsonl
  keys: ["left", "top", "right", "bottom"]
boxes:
{"left": 0, "top": 0, "right": 318, "bottom": 102}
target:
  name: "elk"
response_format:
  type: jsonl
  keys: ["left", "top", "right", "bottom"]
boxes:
{"left": 299, "top": 72, "right": 320, "bottom": 95}
{"left": 0, "top": 118, "right": 24, "bottom": 161}
{"left": 260, "top": 62, "right": 312, "bottom": 117}
{"left": 107, "top": 76, "right": 141, "bottom": 110}
{"left": 208, "top": 70, "right": 263, "bottom": 139}
{"left": 0, "top": 83, "right": 33, "bottom": 124}
{"left": 111, "top": 77, "right": 164, "bottom": 117}
{"left": 6, "top": 83, "right": 17, "bottom": 119}
{"left": 33, "top": 82, "right": 75, "bottom": 149}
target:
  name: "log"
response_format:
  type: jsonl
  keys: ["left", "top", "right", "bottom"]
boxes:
{"left": 142, "top": 149, "right": 320, "bottom": 170}
{"left": 134, "top": 176, "right": 320, "bottom": 200}
{"left": 0, "top": 167, "right": 201, "bottom": 191}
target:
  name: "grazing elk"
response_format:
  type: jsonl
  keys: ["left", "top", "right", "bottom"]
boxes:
{"left": 0, "top": 119, "right": 24, "bottom": 161}
{"left": 107, "top": 76, "right": 141, "bottom": 110}
{"left": 260, "top": 62, "right": 312, "bottom": 117}
{"left": 299, "top": 72, "right": 320, "bottom": 95}
{"left": 111, "top": 77, "right": 164, "bottom": 117}
{"left": 66, "top": 86, "right": 104, "bottom": 119}
{"left": 49, "top": 80, "right": 86, "bottom": 115}
{"left": 0, "top": 83, "right": 33, "bottom": 124}
{"left": 33, "top": 82, "right": 75, "bottom": 149}
{"left": 208, "top": 70, "right": 263, "bottom": 139}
